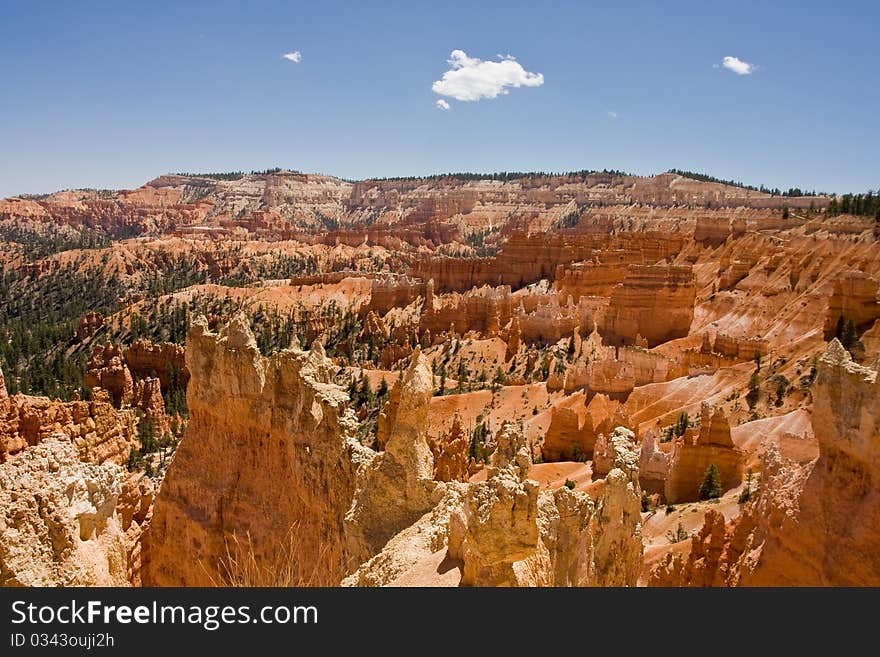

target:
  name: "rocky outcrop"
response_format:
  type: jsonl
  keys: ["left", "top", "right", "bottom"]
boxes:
{"left": 745, "top": 339, "right": 880, "bottom": 584}
{"left": 124, "top": 340, "right": 188, "bottom": 389}
{"left": 649, "top": 340, "right": 880, "bottom": 586}
{"left": 420, "top": 285, "right": 513, "bottom": 337}
{"left": 555, "top": 255, "right": 632, "bottom": 300}
{"left": 717, "top": 256, "right": 754, "bottom": 290}
{"left": 602, "top": 265, "right": 695, "bottom": 347}
{"left": 85, "top": 341, "right": 186, "bottom": 421}
{"left": 664, "top": 404, "right": 743, "bottom": 503}
{"left": 368, "top": 275, "right": 427, "bottom": 315}
{"left": 344, "top": 350, "right": 446, "bottom": 565}
{"left": 116, "top": 473, "right": 155, "bottom": 586}
{"left": 0, "top": 391, "right": 138, "bottom": 465}
{"left": 0, "top": 436, "right": 131, "bottom": 586}
{"left": 541, "top": 403, "right": 597, "bottom": 462}
{"left": 143, "top": 314, "right": 367, "bottom": 586}
{"left": 448, "top": 422, "right": 643, "bottom": 586}
{"left": 430, "top": 416, "right": 470, "bottom": 482}
{"left": 447, "top": 423, "right": 541, "bottom": 586}
{"left": 646, "top": 440, "right": 807, "bottom": 587}
{"left": 515, "top": 297, "right": 593, "bottom": 345}
{"left": 708, "top": 333, "right": 769, "bottom": 362}
{"left": 84, "top": 345, "right": 134, "bottom": 408}
{"left": 646, "top": 509, "right": 730, "bottom": 587}
{"left": 639, "top": 429, "right": 671, "bottom": 494}
{"left": 412, "top": 231, "right": 685, "bottom": 293}
{"left": 75, "top": 311, "right": 105, "bottom": 339}
{"left": 823, "top": 271, "right": 880, "bottom": 338}
{"left": 592, "top": 426, "right": 637, "bottom": 478}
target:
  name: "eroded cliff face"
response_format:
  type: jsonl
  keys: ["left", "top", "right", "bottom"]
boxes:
{"left": 747, "top": 339, "right": 880, "bottom": 585}
{"left": 664, "top": 404, "right": 744, "bottom": 503}
{"left": 142, "top": 314, "right": 368, "bottom": 586}
{"left": 0, "top": 366, "right": 138, "bottom": 466}
{"left": 602, "top": 265, "right": 696, "bottom": 347}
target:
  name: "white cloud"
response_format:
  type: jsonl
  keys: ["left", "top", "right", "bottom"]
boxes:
{"left": 607, "top": 110, "right": 618, "bottom": 119}
{"left": 721, "top": 55, "right": 754, "bottom": 75}
{"left": 435, "top": 99, "right": 451, "bottom": 111}
{"left": 431, "top": 50, "right": 544, "bottom": 104}
{"left": 283, "top": 51, "right": 302, "bottom": 63}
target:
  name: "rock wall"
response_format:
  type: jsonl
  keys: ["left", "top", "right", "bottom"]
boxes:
{"left": 124, "top": 340, "right": 188, "bottom": 389}
{"left": 412, "top": 232, "right": 684, "bottom": 293}
{"left": 368, "top": 275, "right": 427, "bottom": 315}
{"left": 664, "top": 404, "right": 743, "bottom": 503}
{"left": 823, "top": 271, "right": 880, "bottom": 338}
{"left": 748, "top": 339, "right": 880, "bottom": 584}
{"left": 602, "top": 265, "right": 695, "bottom": 347}
{"left": 542, "top": 403, "right": 597, "bottom": 462}
{"left": 84, "top": 344, "right": 170, "bottom": 433}
{"left": 430, "top": 416, "right": 469, "bottom": 482}
{"left": 709, "top": 333, "right": 769, "bottom": 362}
{"left": 639, "top": 429, "right": 671, "bottom": 494}
{"left": 420, "top": 285, "right": 513, "bottom": 337}
{"left": 555, "top": 254, "right": 633, "bottom": 301}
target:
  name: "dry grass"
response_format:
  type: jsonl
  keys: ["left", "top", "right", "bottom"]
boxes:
{"left": 204, "top": 523, "right": 327, "bottom": 587}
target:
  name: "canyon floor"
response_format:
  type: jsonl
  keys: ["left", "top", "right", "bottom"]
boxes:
{"left": 1, "top": 169, "right": 878, "bottom": 586}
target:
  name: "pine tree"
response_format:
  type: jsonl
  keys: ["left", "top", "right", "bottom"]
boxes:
{"left": 699, "top": 463, "right": 723, "bottom": 500}
{"left": 674, "top": 411, "right": 689, "bottom": 437}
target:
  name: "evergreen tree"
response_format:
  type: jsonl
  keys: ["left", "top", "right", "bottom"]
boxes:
{"left": 699, "top": 463, "right": 723, "bottom": 500}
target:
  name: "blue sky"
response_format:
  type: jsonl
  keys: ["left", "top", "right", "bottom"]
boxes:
{"left": 1, "top": 0, "right": 877, "bottom": 197}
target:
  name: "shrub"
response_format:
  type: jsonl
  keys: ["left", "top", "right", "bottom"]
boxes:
{"left": 747, "top": 373, "right": 761, "bottom": 408}
{"left": 564, "top": 479, "right": 576, "bottom": 490}
{"left": 666, "top": 523, "right": 689, "bottom": 543}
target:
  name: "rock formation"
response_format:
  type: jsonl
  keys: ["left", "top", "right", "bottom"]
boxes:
{"left": 638, "top": 429, "right": 671, "bottom": 494}
{"left": 0, "top": 436, "right": 131, "bottom": 586}
{"left": 143, "top": 314, "right": 367, "bottom": 586}
{"left": 0, "top": 389, "right": 138, "bottom": 465}
{"left": 448, "top": 422, "right": 643, "bottom": 586}
{"left": 541, "top": 402, "right": 597, "bottom": 462}
{"left": 447, "top": 423, "right": 541, "bottom": 586}
{"left": 343, "top": 349, "right": 446, "bottom": 564}
{"left": 649, "top": 340, "right": 880, "bottom": 586}
{"left": 124, "top": 340, "right": 188, "bottom": 389}
{"left": 823, "top": 271, "right": 880, "bottom": 338}
{"left": 602, "top": 265, "right": 696, "bottom": 347}
{"left": 664, "top": 404, "right": 743, "bottom": 503}
{"left": 430, "top": 416, "right": 470, "bottom": 482}
{"left": 84, "top": 345, "right": 134, "bottom": 408}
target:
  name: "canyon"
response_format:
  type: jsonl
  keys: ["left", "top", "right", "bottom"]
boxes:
{"left": 1, "top": 169, "right": 878, "bottom": 587}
